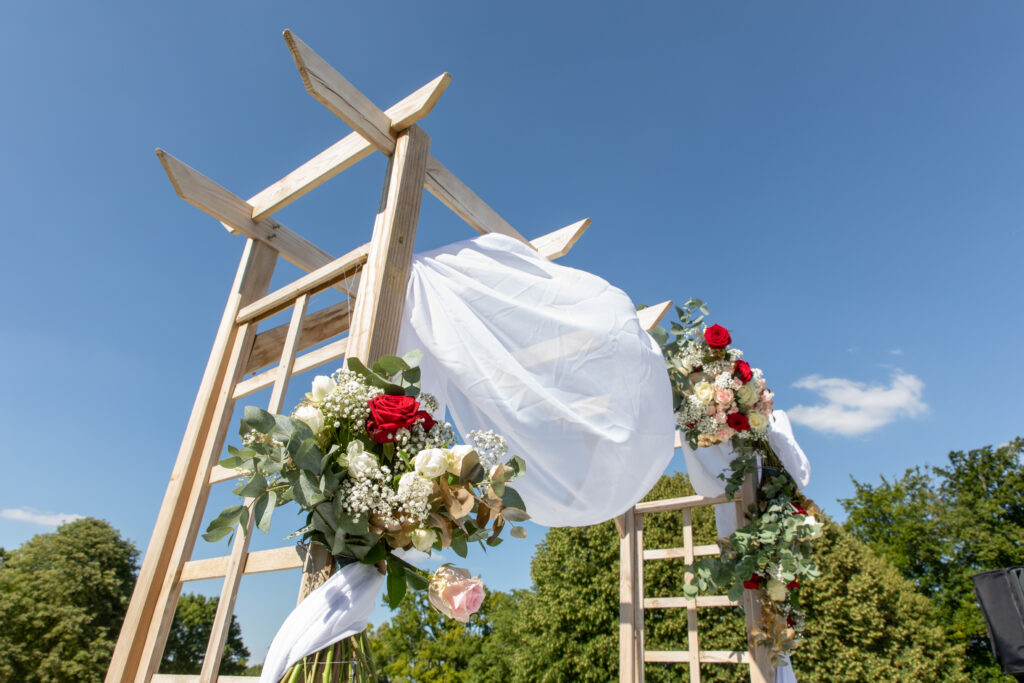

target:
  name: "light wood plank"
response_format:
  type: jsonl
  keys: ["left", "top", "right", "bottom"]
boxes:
{"left": 643, "top": 650, "right": 750, "bottom": 664}
{"left": 153, "top": 676, "right": 258, "bottom": 683}
{"left": 424, "top": 155, "right": 532, "bottom": 246}
{"left": 643, "top": 596, "right": 739, "bottom": 609}
{"left": 245, "top": 300, "right": 353, "bottom": 374}
{"left": 248, "top": 73, "right": 451, "bottom": 221}
{"left": 201, "top": 296, "right": 308, "bottom": 681}
{"left": 634, "top": 514, "right": 646, "bottom": 682}
{"left": 180, "top": 546, "right": 306, "bottom": 582}
{"left": 236, "top": 243, "right": 369, "bottom": 324}
{"left": 637, "top": 300, "right": 673, "bottom": 334}
{"left": 740, "top": 471, "right": 775, "bottom": 683}
{"left": 233, "top": 337, "right": 348, "bottom": 401}
{"left": 284, "top": 30, "right": 395, "bottom": 153}
{"left": 634, "top": 494, "right": 733, "bottom": 514}
{"left": 530, "top": 218, "right": 590, "bottom": 260}
{"left": 683, "top": 509, "right": 701, "bottom": 683}
{"left": 619, "top": 508, "right": 637, "bottom": 683}
{"left": 208, "top": 465, "right": 239, "bottom": 486}
{"left": 643, "top": 545, "right": 721, "bottom": 561}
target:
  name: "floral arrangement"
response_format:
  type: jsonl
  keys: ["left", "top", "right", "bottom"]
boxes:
{"left": 653, "top": 300, "right": 821, "bottom": 662}
{"left": 204, "top": 351, "right": 528, "bottom": 679}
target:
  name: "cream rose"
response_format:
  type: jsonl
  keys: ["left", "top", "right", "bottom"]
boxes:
{"left": 293, "top": 404, "right": 324, "bottom": 434}
{"left": 311, "top": 375, "right": 336, "bottom": 402}
{"left": 766, "top": 578, "right": 788, "bottom": 602}
{"left": 694, "top": 381, "right": 715, "bottom": 405}
{"left": 736, "top": 382, "right": 759, "bottom": 406}
{"left": 409, "top": 528, "right": 438, "bottom": 553}
{"left": 747, "top": 411, "right": 769, "bottom": 431}
{"left": 429, "top": 566, "right": 486, "bottom": 622}
{"left": 413, "top": 448, "right": 448, "bottom": 478}
{"left": 446, "top": 444, "right": 477, "bottom": 475}
{"left": 347, "top": 451, "right": 378, "bottom": 479}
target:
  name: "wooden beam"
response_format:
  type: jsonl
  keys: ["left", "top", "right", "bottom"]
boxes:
{"left": 245, "top": 300, "right": 353, "bottom": 374}
{"left": 530, "top": 218, "right": 590, "bottom": 260}
{"left": 637, "top": 300, "right": 672, "bottom": 334}
{"left": 180, "top": 546, "right": 306, "bottom": 582}
{"left": 284, "top": 30, "right": 395, "bottom": 154}
{"left": 233, "top": 337, "right": 348, "bottom": 401}
{"left": 644, "top": 651, "right": 750, "bottom": 664}
{"left": 153, "top": 676, "right": 258, "bottom": 683}
{"left": 424, "top": 155, "right": 532, "bottom": 246}
{"left": 634, "top": 494, "right": 732, "bottom": 514}
{"left": 619, "top": 508, "right": 638, "bottom": 683}
{"left": 236, "top": 243, "right": 370, "bottom": 324}
{"left": 248, "top": 73, "right": 451, "bottom": 221}
{"left": 643, "top": 545, "right": 720, "bottom": 561}
{"left": 643, "top": 596, "right": 738, "bottom": 609}
{"left": 156, "top": 150, "right": 334, "bottom": 270}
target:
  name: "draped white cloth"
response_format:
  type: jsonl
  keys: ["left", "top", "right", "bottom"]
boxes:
{"left": 397, "top": 233, "right": 676, "bottom": 526}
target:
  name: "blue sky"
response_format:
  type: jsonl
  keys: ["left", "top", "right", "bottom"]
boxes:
{"left": 3, "top": 0, "right": 1023, "bottom": 665}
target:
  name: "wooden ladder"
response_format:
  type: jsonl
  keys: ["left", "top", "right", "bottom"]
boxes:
{"left": 107, "top": 30, "right": 590, "bottom": 683}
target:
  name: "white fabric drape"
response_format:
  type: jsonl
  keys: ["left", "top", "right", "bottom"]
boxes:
{"left": 397, "top": 233, "right": 676, "bottom": 527}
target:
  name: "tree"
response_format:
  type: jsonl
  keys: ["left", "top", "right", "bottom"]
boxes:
{"left": 842, "top": 438, "right": 1024, "bottom": 680}
{"left": 0, "top": 518, "right": 138, "bottom": 682}
{"left": 469, "top": 473, "right": 968, "bottom": 683}
{"left": 159, "top": 593, "right": 250, "bottom": 674}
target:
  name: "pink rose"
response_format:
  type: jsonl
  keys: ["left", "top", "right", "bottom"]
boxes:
{"left": 714, "top": 388, "right": 734, "bottom": 406}
{"left": 429, "top": 566, "right": 485, "bottom": 623}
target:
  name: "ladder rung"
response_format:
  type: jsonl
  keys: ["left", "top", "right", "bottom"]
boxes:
{"left": 236, "top": 242, "right": 370, "bottom": 324}
{"left": 634, "top": 493, "right": 735, "bottom": 514}
{"left": 644, "top": 650, "right": 750, "bottom": 664}
{"left": 245, "top": 300, "right": 354, "bottom": 374}
{"left": 180, "top": 546, "right": 305, "bottom": 582}
{"left": 232, "top": 338, "right": 348, "bottom": 401}
{"left": 643, "top": 544, "right": 720, "bottom": 561}
{"left": 153, "top": 676, "right": 259, "bottom": 682}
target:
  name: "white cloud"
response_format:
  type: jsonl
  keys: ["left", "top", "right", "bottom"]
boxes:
{"left": 787, "top": 371, "right": 927, "bottom": 437}
{"left": 889, "top": 349, "right": 904, "bottom": 355}
{"left": 0, "top": 508, "right": 84, "bottom": 527}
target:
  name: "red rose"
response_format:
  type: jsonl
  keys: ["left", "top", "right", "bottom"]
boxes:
{"left": 726, "top": 412, "right": 750, "bottom": 432}
{"left": 786, "top": 616, "right": 796, "bottom": 628}
{"left": 743, "top": 574, "right": 761, "bottom": 590}
{"left": 704, "top": 324, "right": 732, "bottom": 349}
{"left": 786, "top": 580, "right": 799, "bottom": 590}
{"left": 733, "top": 360, "right": 753, "bottom": 383}
{"left": 793, "top": 504, "right": 807, "bottom": 516}
{"left": 415, "top": 410, "right": 437, "bottom": 433}
{"left": 366, "top": 394, "right": 420, "bottom": 443}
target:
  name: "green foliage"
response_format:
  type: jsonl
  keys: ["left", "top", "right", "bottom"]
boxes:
{"left": 159, "top": 593, "right": 249, "bottom": 674}
{"left": 0, "top": 518, "right": 138, "bottom": 682}
{"left": 842, "top": 438, "right": 1024, "bottom": 681}
{"left": 370, "top": 590, "right": 508, "bottom": 683}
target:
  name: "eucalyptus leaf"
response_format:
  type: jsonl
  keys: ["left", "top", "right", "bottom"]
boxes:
{"left": 297, "top": 470, "right": 327, "bottom": 507}
{"left": 233, "top": 474, "right": 267, "bottom": 499}
{"left": 405, "top": 567, "right": 428, "bottom": 591}
{"left": 401, "top": 349, "right": 424, "bottom": 368}
{"left": 386, "top": 557, "right": 408, "bottom": 608}
{"left": 502, "top": 507, "right": 530, "bottom": 522}
{"left": 501, "top": 486, "right": 527, "bottom": 512}
{"left": 451, "top": 533, "right": 468, "bottom": 558}
{"left": 373, "top": 355, "right": 410, "bottom": 378}
{"left": 509, "top": 526, "right": 527, "bottom": 539}
{"left": 255, "top": 490, "right": 277, "bottom": 534}
{"left": 291, "top": 438, "right": 322, "bottom": 475}
{"left": 241, "top": 406, "right": 275, "bottom": 435}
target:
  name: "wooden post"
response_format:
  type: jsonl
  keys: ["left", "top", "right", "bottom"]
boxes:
{"left": 682, "top": 508, "right": 701, "bottom": 683}
{"left": 633, "top": 513, "right": 646, "bottom": 683}
{"left": 619, "top": 508, "right": 638, "bottom": 683}
{"left": 296, "top": 124, "right": 431, "bottom": 602}
{"left": 107, "top": 239, "right": 277, "bottom": 683}
{"left": 739, "top": 472, "right": 775, "bottom": 683}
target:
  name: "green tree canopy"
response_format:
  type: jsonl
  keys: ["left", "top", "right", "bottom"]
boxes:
{"left": 370, "top": 473, "right": 968, "bottom": 682}
{"left": 159, "top": 593, "right": 250, "bottom": 674}
{"left": 0, "top": 517, "right": 138, "bottom": 682}
{"left": 842, "top": 437, "right": 1024, "bottom": 680}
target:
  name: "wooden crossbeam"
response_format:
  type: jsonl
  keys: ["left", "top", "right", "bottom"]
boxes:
{"left": 236, "top": 243, "right": 369, "bottom": 324}
{"left": 634, "top": 494, "right": 733, "bottom": 514}
{"left": 644, "top": 651, "right": 750, "bottom": 664}
{"left": 643, "top": 545, "right": 720, "bottom": 561}
{"left": 245, "top": 300, "right": 353, "bottom": 374}
{"left": 233, "top": 337, "right": 349, "bottom": 402}
{"left": 248, "top": 72, "right": 451, "bottom": 221}
{"left": 529, "top": 218, "right": 591, "bottom": 260}
{"left": 643, "top": 596, "right": 738, "bottom": 609}
{"left": 422, "top": 156, "right": 531, "bottom": 244}
{"left": 180, "top": 546, "right": 306, "bottom": 582}
{"left": 636, "top": 300, "right": 672, "bottom": 333}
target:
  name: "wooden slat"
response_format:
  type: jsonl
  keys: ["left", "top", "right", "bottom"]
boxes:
{"left": 637, "top": 300, "right": 673, "bottom": 334}
{"left": 643, "top": 545, "right": 720, "bottom": 561}
{"left": 634, "top": 494, "right": 732, "bottom": 514}
{"left": 619, "top": 508, "right": 638, "bottom": 682}
{"left": 236, "top": 243, "right": 369, "bottom": 324}
{"left": 424, "top": 155, "right": 532, "bottom": 246}
{"left": 245, "top": 300, "right": 353, "bottom": 375}
{"left": 107, "top": 241, "right": 278, "bottom": 683}
{"left": 248, "top": 72, "right": 451, "bottom": 221}
{"left": 284, "top": 30, "right": 395, "bottom": 153}
{"left": 233, "top": 337, "right": 348, "bottom": 401}
{"left": 153, "top": 676, "right": 258, "bottom": 683}
{"left": 208, "top": 465, "right": 238, "bottom": 486}
{"left": 633, "top": 513, "right": 646, "bottom": 682}
{"left": 155, "top": 150, "right": 334, "bottom": 271}
{"left": 683, "top": 509, "right": 700, "bottom": 683}
{"left": 643, "top": 596, "right": 739, "bottom": 609}
{"left": 530, "top": 218, "right": 590, "bottom": 260}
{"left": 180, "top": 546, "right": 306, "bottom": 582}
{"left": 644, "top": 650, "right": 750, "bottom": 664}
{"left": 201, "top": 295, "right": 309, "bottom": 681}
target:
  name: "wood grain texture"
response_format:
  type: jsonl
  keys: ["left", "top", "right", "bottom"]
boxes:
{"left": 106, "top": 240, "right": 277, "bottom": 683}
{"left": 530, "top": 218, "right": 591, "bottom": 260}
{"left": 248, "top": 72, "right": 451, "bottom": 221}
{"left": 180, "top": 546, "right": 305, "bottom": 583}
{"left": 244, "top": 300, "right": 353, "bottom": 374}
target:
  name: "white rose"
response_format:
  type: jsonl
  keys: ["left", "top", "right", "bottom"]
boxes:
{"left": 736, "top": 382, "right": 759, "bottom": 407}
{"left": 765, "top": 578, "right": 788, "bottom": 602}
{"left": 747, "top": 411, "right": 769, "bottom": 431}
{"left": 801, "top": 515, "right": 823, "bottom": 539}
{"left": 311, "top": 375, "right": 336, "bottom": 402}
{"left": 294, "top": 404, "right": 324, "bottom": 434}
{"left": 413, "top": 448, "right": 448, "bottom": 478}
{"left": 347, "top": 451, "right": 378, "bottom": 479}
{"left": 409, "top": 528, "right": 438, "bottom": 553}
{"left": 446, "top": 444, "right": 477, "bottom": 476}
{"left": 694, "top": 381, "right": 715, "bottom": 405}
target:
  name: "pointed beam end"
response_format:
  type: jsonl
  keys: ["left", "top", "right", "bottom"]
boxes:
{"left": 155, "top": 148, "right": 186, "bottom": 199}
{"left": 637, "top": 300, "right": 673, "bottom": 334}
{"left": 390, "top": 72, "right": 453, "bottom": 132}
{"left": 282, "top": 29, "right": 314, "bottom": 94}
{"left": 531, "top": 217, "right": 591, "bottom": 260}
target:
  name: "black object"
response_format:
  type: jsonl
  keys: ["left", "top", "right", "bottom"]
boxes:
{"left": 973, "top": 567, "right": 1024, "bottom": 675}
